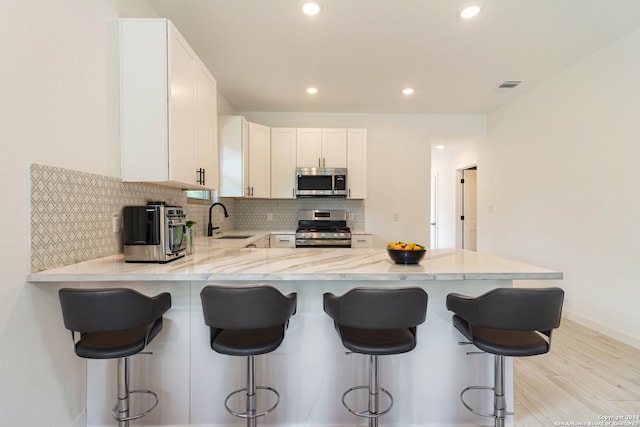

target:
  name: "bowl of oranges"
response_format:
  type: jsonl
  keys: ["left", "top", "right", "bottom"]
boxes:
{"left": 386, "top": 242, "right": 427, "bottom": 264}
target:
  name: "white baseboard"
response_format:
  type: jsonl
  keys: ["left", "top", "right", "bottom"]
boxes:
{"left": 564, "top": 310, "right": 640, "bottom": 350}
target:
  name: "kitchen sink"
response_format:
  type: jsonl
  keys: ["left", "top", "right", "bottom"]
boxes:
{"left": 216, "top": 235, "right": 253, "bottom": 239}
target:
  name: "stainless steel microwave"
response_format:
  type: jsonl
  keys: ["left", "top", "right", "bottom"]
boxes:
{"left": 295, "top": 167, "right": 347, "bottom": 197}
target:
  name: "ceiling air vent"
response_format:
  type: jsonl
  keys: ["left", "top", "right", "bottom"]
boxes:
{"left": 498, "top": 80, "right": 522, "bottom": 89}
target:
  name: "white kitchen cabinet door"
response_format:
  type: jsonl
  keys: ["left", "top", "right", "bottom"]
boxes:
{"left": 296, "top": 128, "right": 322, "bottom": 167}
{"left": 271, "top": 128, "right": 297, "bottom": 199}
{"left": 168, "top": 27, "right": 197, "bottom": 185}
{"left": 120, "top": 18, "right": 218, "bottom": 190}
{"left": 347, "top": 129, "right": 367, "bottom": 199}
{"left": 218, "top": 115, "right": 248, "bottom": 197}
{"left": 195, "top": 63, "right": 218, "bottom": 189}
{"left": 321, "top": 128, "right": 347, "bottom": 167}
{"left": 247, "top": 122, "right": 271, "bottom": 198}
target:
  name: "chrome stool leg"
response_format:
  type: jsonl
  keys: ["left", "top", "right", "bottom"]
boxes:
{"left": 460, "top": 354, "right": 513, "bottom": 427}
{"left": 112, "top": 355, "right": 159, "bottom": 426}
{"left": 342, "top": 355, "right": 393, "bottom": 425}
{"left": 247, "top": 356, "right": 256, "bottom": 427}
{"left": 369, "top": 355, "right": 379, "bottom": 427}
{"left": 115, "top": 357, "right": 130, "bottom": 427}
{"left": 224, "top": 355, "right": 280, "bottom": 426}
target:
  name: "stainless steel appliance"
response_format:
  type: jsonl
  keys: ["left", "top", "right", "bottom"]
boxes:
{"left": 295, "top": 210, "right": 351, "bottom": 248}
{"left": 123, "top": 202, "right": 187, "bottom": 263}
{"left": 295, "top": 167, "right": 347, "bottom": 197}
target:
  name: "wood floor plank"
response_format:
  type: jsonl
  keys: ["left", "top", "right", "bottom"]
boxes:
{"left": 514, "top": 318, "right": 640, "bottom": 426}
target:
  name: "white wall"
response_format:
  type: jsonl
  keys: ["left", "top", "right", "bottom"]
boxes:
{"left": 240, "top": 112, "right": 485, "bottom": 247}
{"left": 430, "top": 140, "right": 478, "bottom": 248}
{"left": 0, "top": 1, "right": 159, "bottom": 425}
{"left": 480, "top": 28, "right": 640, "bottom": 348}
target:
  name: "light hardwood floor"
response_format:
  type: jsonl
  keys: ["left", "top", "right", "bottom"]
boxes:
{"left": 514, "top": 318, "right": 640, "bottom": 426}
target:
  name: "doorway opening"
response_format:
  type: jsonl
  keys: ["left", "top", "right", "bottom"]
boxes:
{"left": 456, "top": 166, "right": 477, "bottom": 251}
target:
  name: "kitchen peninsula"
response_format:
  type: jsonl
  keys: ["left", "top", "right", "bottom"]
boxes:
{"left": 28, "top": 244, "right": 562, "bottom": 427}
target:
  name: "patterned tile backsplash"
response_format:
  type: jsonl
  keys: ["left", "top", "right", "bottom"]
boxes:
{"left": 30, "top": 164, "right": 187, "bottom": 272}
{"left": 234, "top": 198, "right": 364, "bottom": 231}
{"left": 30, "top": 164, "right": 365, "bottom": 272}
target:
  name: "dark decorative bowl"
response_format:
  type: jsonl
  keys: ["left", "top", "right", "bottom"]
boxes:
{"left": 387, "top": 248, "right": 427, "bottom": 264}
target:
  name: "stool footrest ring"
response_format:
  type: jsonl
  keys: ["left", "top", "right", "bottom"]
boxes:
{"left": 224, "top": 386, "right": 280, "bottom": 419}
{"left": 460, "top": 386, "right": 514, "bottom": 419}
{"left": 112, "top": 389, "right": 159, "bottom": 422}
{"left": 341, "top": 385, "right": 393, "bottom": 419}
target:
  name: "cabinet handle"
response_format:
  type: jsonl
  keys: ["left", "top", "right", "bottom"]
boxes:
{"left": 292, "top": 188, "right": 295, "bottom": 198}
{"left": 246, "top": 186, "right": 251, "bottom": 197}
{"left": 318, "top": 157, "right": 321, "bottom": 167}
{"left": 196, "top": 168, "right": 205, "bottom": 185}
{"left": 348, "top": 188, "right": 351, "bottom": 198}
{"left": 251, "top": 187, "right": 254, "bottom": 197}
{"left": 202, "top": 168, "right": 205, "bottom": 185}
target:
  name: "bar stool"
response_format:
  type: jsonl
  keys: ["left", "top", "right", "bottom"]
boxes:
{"left": 446, "top": 287, "right": 564, "bottom": 427}
{"left": 200, "top": 285, "right": 297, "bottom": 427}
{"left": 323, "top": 287, "right": 428, "bottom": 427}
{"left": 58, "top": 288, "right": 171, "bottom": 427}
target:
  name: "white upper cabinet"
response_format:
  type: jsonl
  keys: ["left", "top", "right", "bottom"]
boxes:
{"left": 321, "top": 128, "right": 348, "bottom": 167}
{"left": 295, "top": 128, "right": 322, "bottom": 168}
{"left": 347, "top": 129, "right": 367, "bottom": 199}
{"left": 218, "top": 116, "right": 271, "bottom": 198}
{"left": 296, "top": 128, "right": 347, "bottom": 168}
{"left": 270, "top": 128, "right": 297, "bottom": 199}
{"left": 196, "top": 65, "right": 219, "bottom": 190}
{"left": 247, "top": 122, "right": 271, "bottom": 198}
{"left": 120, "top": 18, "right": 218, "bottom": 190}
{"left": 218, "top": 115, "right": 248, "bottom": 197}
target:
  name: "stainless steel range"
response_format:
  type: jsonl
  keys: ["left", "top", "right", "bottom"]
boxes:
{"left": 295, "top": 210, "right": 351, "bottom": 248}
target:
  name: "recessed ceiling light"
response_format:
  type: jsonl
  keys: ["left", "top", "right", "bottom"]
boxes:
{"left": 402, "top": 88, "right": 414, "bottom": 95}
{"left": 460, "top": 5, "right": 480, "bottom": 19}
{"left": 306, "top": 87, "right": 318, "bottom": 94}
{"left": 434, "top": 145, "right": 446, "bottom": 150}
{"left": 302, "top": 2, "right": 321, "bottom": 16}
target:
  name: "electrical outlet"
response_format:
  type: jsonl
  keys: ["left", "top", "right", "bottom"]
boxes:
{"left": 267, "top": 212, "right": 273, "bottom": 221}
{"left": 393, "top": 213, "right": 399, "bottom": 222}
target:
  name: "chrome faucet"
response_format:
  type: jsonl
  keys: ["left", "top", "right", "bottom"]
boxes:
{"left": 207, "top": 202, "right": 229, "bottom": 236}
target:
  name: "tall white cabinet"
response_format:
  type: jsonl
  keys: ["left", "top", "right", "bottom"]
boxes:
{"left": 120, "top": 18, "right": 218, "bottom": 190}
{"left": 247, "top": 122, "right": 271, "bottom": 198}
{"left": 271, "top": 128, "right": 297, "bottom": 199}
{"left": 218, "top": 116, "right": 271, "bottom": 198}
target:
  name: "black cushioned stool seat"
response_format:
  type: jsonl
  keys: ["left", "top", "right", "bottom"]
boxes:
{"left": 58, "top": 288, "right": 171, "bottom": 427}
{"left": 323, "top": 287, "right": 428, "bottom": 427}
{"left": 200, "top": 285, "right": 297, "bottom": 427}
{"left": 447, "top": 287, "right": 564, "bottom": 427}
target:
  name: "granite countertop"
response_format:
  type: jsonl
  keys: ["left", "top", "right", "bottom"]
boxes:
{"left": 27, "top": 238, "right": 562, "bottom": 282}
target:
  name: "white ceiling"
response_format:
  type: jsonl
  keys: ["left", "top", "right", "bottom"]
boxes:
{"left": 147, "top": 0, "right": 640, "bottom": 114}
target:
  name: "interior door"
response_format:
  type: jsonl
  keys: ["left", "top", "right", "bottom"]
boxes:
{"left": 462, "top": 168, "right": 477, "bottom": 251}
{"left": 430, "top": 173, "right": 438, "bottom": 249}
